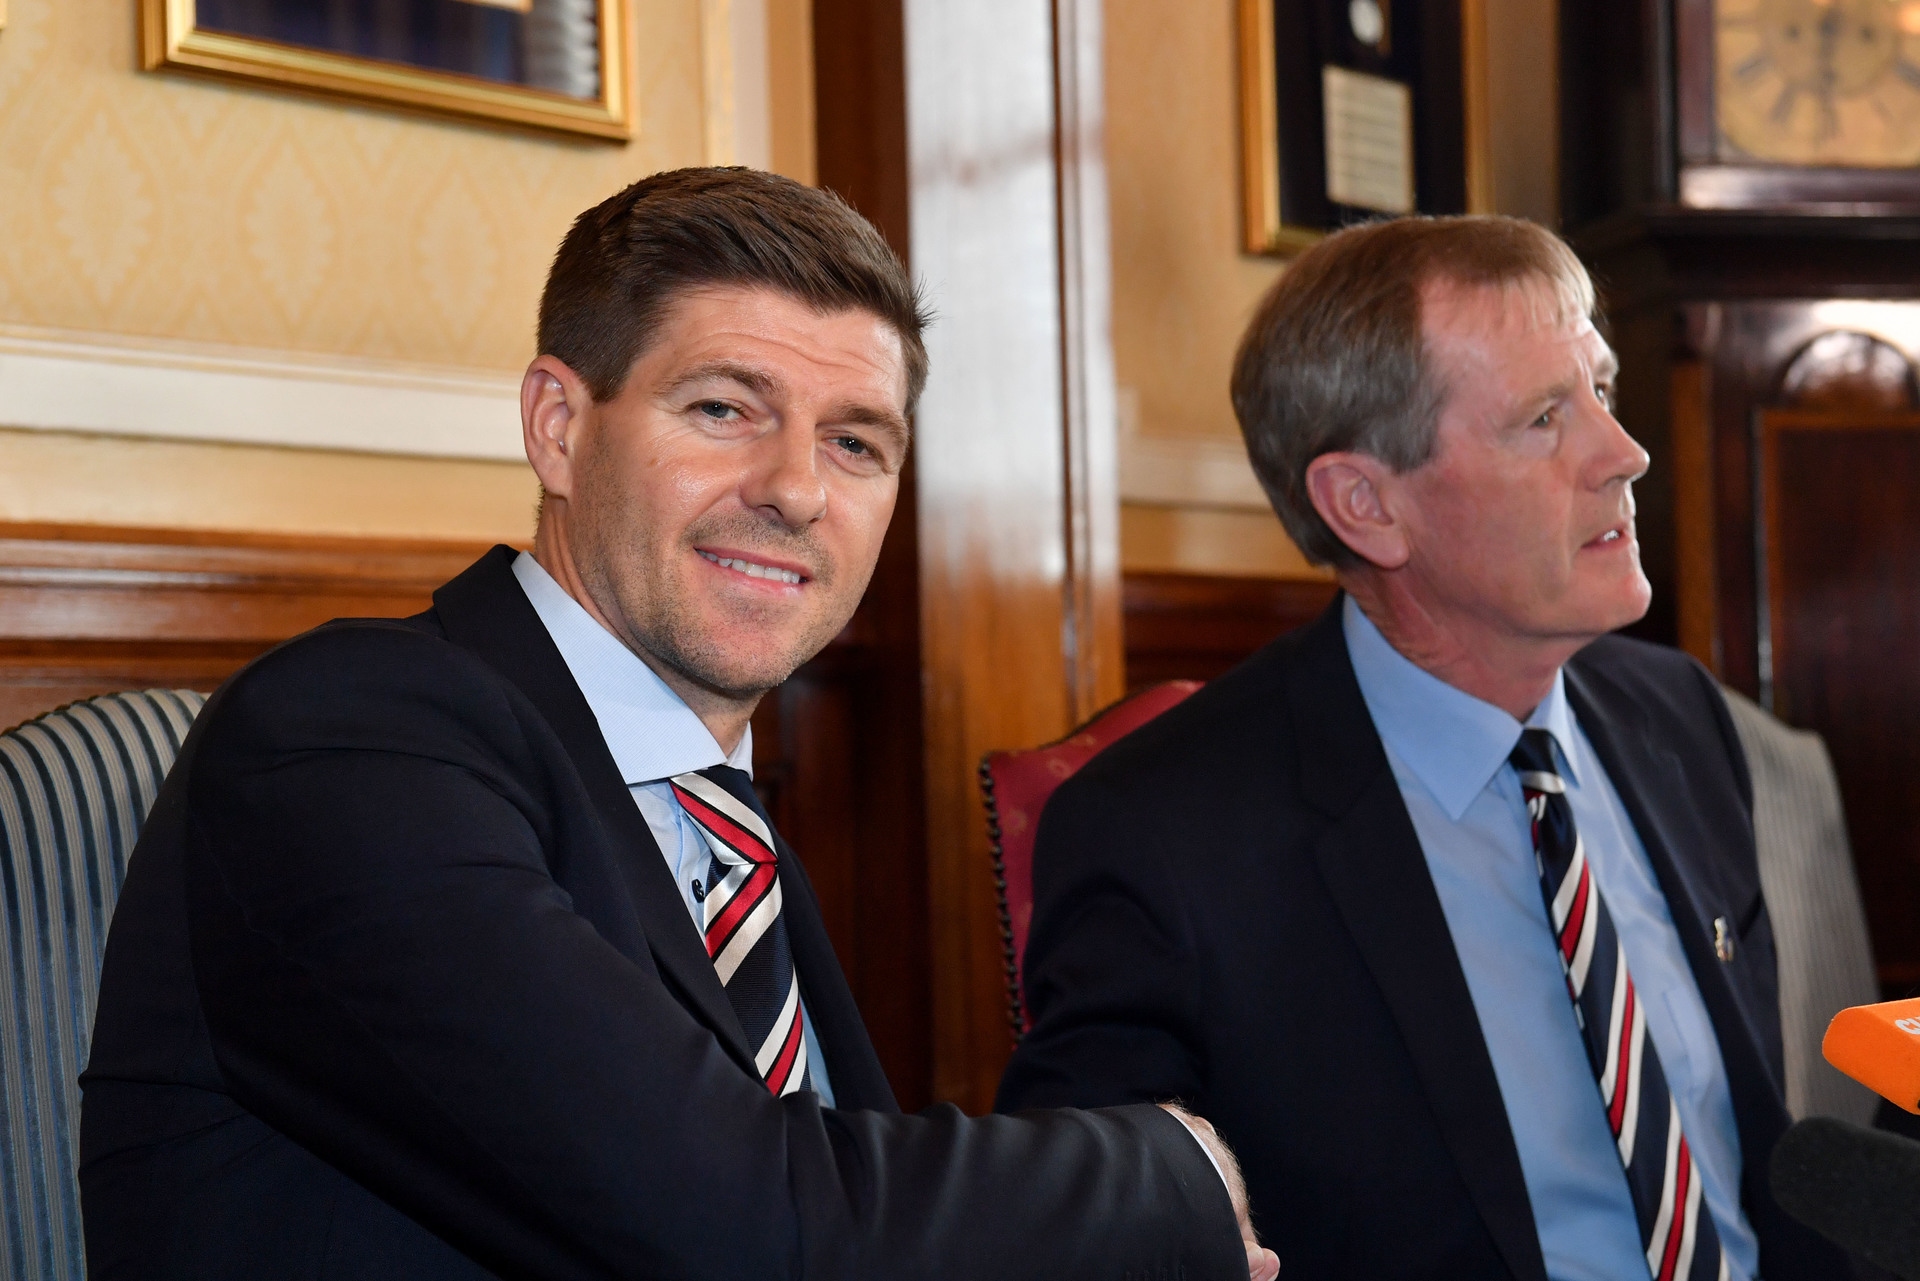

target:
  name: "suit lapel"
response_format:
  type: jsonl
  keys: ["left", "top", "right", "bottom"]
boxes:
{"left": 1289, "top": 603, "right": 1550, "bottom": 1281}
{"left": 430, "top": 547, "right": 757, "bottom": 1071}
{"left": 1562, "top": 660, "right": 1790, "bottom": 1138}
{"left": 771, "top": 830, "right": 898, "bottom": 1111}
{"left": 1562, "top": 669, "right": 1722, "bottom": 991}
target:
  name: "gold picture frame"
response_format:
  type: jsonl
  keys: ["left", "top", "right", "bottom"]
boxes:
{"left": 140, "top": 0, "right": 636, "bottom": 142}
{"left": 1237, "top": 0, "right": 1322, "bottom": 257}
{"left": 1236, "top": 0, "right": 1493, "bottom": 258}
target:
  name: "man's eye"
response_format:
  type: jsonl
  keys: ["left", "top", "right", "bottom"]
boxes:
{"left": 834, "top": 435, "right": 872, "bottom": 456}
{"left": 1532, "top": 409, "right": 1555, "bottom": 428}
{"left": 1596, "top": 385, "right": 1616, "bottom": 410}
{"left": 697, "top": 401, "right": 739, "bottom": 420}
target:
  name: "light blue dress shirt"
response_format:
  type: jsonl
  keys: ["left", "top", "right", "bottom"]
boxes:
{"left": 513, "top": 552, "right": 834, "bottom": 1105}
{"left": 1342, "top": 596, "right": 1755, "bottom": 1281}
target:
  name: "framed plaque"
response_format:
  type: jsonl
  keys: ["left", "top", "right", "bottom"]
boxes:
{"left": 1238, "top": 0, "right": 1471, "bottom": 256}
{"left": 141, "top": 0, "right": 635, "bottom": 142}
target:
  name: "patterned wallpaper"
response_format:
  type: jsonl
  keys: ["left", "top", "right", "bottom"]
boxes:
{"left": 0, "top": 0, "right": 707, "bottom": 373}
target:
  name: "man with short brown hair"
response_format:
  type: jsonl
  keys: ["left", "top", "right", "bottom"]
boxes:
{"left": 80, "top": 168, "right": 1273, "bottom": 1280}
{"left": 999, "top": 216, "right": 1850, "bottom": 1280}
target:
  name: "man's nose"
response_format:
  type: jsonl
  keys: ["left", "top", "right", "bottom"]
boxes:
{"left": 742, "top": 419, "right": 829, "bottom": 529}
{"left": 1588, "top": 403, "right": 1650, "bottom": 488}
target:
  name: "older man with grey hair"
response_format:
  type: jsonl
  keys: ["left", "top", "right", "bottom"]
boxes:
{"left": 998, "top": 216, "right": 1853, "bottom": 1281}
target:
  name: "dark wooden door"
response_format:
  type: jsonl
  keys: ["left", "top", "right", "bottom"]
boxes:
{"left": 1763, "top": 409, "right": 1920, "bottom": 997}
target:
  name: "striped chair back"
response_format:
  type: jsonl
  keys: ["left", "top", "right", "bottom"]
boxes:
{"left": 1720, "top": 687, "right": 1881, "bottom": 1127}
{"left": 0, "top": 690, "right": 207, "bottom": 1281}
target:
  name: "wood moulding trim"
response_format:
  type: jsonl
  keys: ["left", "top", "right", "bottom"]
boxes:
{"left": 1053, "top": 0, "right": 1124, "bottom": 724}
{"left": 0, "top": 523, "right": 507, "bottom": 729}
{"left": 0, "top": 523, "right": 500, "bottom": 641}
{"left": 0, "top": 325, "right": 524, "bottom": 462}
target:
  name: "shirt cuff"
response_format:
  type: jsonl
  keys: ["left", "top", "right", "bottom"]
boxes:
{"left": 1166, "top": 1109, "right": 1232, "bottom": 1196}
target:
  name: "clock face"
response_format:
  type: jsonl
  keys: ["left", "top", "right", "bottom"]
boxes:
{"left": 1716, "top": 0, "right": 1920, "bottom": 165}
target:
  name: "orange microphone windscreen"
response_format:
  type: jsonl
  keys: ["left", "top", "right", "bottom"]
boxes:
{"left": 1823, "top": 997, "right": 1920, "bottom": 1115}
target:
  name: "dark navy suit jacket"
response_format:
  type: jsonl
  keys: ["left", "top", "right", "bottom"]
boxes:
{"left": 998, "top": 600, "right": 1850, "bottom": 1281}
{"left": 81, "top": 547, "right": 1241, "bottom": 1280}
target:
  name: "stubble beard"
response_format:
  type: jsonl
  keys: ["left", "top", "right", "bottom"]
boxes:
{"left": 576, "top": 486, "right": 865, "bottom": 702}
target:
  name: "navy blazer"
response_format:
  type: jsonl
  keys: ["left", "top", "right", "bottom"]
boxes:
{"left": 81, "top": 546, "right": 1242, "bottom": 1280}
{"left": 997, "top": 599, "right": 1849, "bottom": 1281}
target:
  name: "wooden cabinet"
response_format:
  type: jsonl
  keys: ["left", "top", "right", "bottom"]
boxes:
{"left": 1563, "top": 0, "right": 1920, "bottom": 995}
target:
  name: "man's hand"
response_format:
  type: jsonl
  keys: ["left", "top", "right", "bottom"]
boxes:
{"left": 1158, "top": 1104, "right": 1280, "bottom": 1281}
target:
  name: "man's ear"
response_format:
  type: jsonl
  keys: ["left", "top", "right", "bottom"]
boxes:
{"left": 522, "top": 355, "right": 592, "bottom": 500}
{"left": 1304, "top": 451, "right": 1412, "bottom": 570}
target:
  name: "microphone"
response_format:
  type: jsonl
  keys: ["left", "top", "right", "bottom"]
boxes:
{"left": 1770, "top": 1115, "right": 1920, "bottom": 1279}
{"left": 1823, "top": 996, "right": 1920, "bottom": 1115}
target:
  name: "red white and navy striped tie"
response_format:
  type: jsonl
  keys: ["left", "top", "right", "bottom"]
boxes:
{"left": 669, "top": 765, "right": 811, "bottom": 1096}
{"left": 1511, "top": 729, "right": 1727, "bottom": 1281}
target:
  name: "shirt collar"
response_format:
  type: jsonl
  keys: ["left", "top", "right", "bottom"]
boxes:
{"left": 512, "top": 551, "right": 752, "bottom": 785}
{"left": 1341, "top": 595, "right": 1577, "bottom": 820}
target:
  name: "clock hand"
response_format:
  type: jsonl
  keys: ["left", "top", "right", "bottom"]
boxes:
{"left": 1814, "top": 6, "right": 1842, "bottom": 140}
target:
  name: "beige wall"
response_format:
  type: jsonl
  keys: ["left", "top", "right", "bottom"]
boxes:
{"left": 1106, "top": 0, "right": 1555, "bottom": 579}
{"left": 0, "top": 428, "right": 541, "bottom": 540}
{"left": 1105, "top": 0, "right": 1308, "bottom": 579}
{"left": 1105, "top": 3, "right": 1283, "bottom": 433}
{"left": 0, "top": 0, "right": 806, "bottom": 542}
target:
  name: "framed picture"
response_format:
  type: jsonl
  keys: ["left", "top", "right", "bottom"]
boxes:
{"left": 140, "top": 0, "right": 635, "bottom": 142}
{"left": 1237, "top": 0, "right": 1473, "bottom": 256}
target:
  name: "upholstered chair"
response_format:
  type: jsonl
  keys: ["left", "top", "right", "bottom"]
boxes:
{"left": 981, "top": 681, "right": 1202, "bottom": 1039}
{"left": 0, "top": 690, "right": 206, "bottom": 1281}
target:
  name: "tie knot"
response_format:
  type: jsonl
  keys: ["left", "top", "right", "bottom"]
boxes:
{"left": 1508, "top": 728, "right": 1562, "bottom": 784}
{"left": 670, "top": 766, "right": 778, "bottom": 864}
{"left": 696, "top": 764, "right": 770, "bottom": 821}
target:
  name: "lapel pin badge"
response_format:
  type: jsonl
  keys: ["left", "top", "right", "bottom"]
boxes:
{"left": 1714, "top": 916, "right": 1736, "bottom": 963}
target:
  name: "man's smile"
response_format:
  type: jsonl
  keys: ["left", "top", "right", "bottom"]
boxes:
{"left": 696, "top": 547, "right": 809, "bottom": 586}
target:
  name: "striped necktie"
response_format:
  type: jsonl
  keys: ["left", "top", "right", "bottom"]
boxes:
{"left": 668, "top": 765, "right": 812, "bottom": 1096}
{"left": 1510, "top": 729, "right": 1727, "bottom": 1281}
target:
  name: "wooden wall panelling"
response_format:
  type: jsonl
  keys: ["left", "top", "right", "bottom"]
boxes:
{"left": 1122, "top": 572, "right": 1338, "bottom": 692}
{"left": 1557, "top": 0, "right": 1671, "bottom": 229}
{"left": 1697, "top": 303, "right": 1920, "bottom": 700}
{"left": 805, "top": 0, "right": 932, "bottom": 1110}
{"left": 0, "top": 524, "right": 494, "bottom": 729}
{"left": 1669, "top": 350, "right": 1718, "bottom": 674}
{"left": 905, "top": 0, "right": 1113, "bottom": 1111}
{"left": 1761, "top": 409, "right": 1920, "bottom": 995}
{"left": 812, "top": 0, "right": 909, "bottom": 252}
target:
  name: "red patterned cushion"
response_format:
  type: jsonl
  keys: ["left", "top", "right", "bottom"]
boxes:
{"left": 979, "top": 681, "right": 1202, "bottom": 1038}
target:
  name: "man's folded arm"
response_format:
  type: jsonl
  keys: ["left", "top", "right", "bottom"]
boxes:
{"left": 184, "top": 629, "right": 1245, "bottom": 1279}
